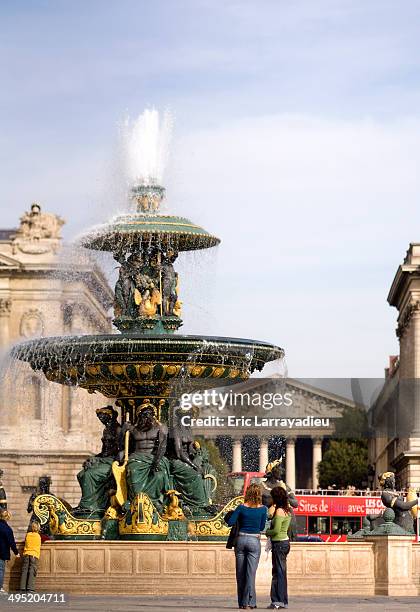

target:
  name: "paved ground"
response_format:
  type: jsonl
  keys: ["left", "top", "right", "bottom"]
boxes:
{"left": 2, "top": 595, "right": 420, "bottom": 611}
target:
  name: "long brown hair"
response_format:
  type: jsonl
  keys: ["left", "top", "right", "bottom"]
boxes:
{"left": 271, "top": 486, "right": 290, "bottom": 513}
{"left": 244, "top": 483, "right": 262, "bottom": 507}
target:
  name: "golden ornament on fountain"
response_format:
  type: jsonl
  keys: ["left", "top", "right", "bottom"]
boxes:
{"left": 407, "top": 487, "right": 418, "bottom": 518}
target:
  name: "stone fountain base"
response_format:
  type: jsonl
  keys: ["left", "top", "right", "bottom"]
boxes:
{"left": 5, "top": 538, "right": 420, "bottom": 596}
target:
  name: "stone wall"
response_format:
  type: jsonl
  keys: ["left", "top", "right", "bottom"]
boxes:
{"left": 1, "top": 452, "right": 91, "bottom": 537}
{"left": 5, "top": 538, "right": 418, "bottom": 597}
{"left": 1, "top": 539, "right": 407, "bottom": 597}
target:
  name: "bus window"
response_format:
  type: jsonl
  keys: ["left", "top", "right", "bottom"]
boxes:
{"left": 227, "top": 475, "right": 245, "bottom": 496}
{"left": 331, "top": 517, "right": 361, "bottom": 535}
{"left": 295, "top": 515, "right": 307, "bottom": 534}
{"left": 308, "top": 516, "right": 330, "bottom": 535}
{"left": 250, "top": 477, "right": 263, "bottom": 486}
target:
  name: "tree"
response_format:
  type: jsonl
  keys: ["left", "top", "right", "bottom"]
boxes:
{"left": 334, "top": 404, "right": 368, "bottom": 439}
{"left": 318, "top": 439, "right": 368, "bottom": 489}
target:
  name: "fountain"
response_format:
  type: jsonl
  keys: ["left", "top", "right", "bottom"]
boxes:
{"left": 10, "top": 110, "right": 284, "bottom": 541}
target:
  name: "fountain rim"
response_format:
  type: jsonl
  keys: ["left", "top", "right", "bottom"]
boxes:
{"left": 11, "top": 333, "right": 284, "bottom": 356}
{"left": 79, "top": 213, "right": 221, "bottom": 252}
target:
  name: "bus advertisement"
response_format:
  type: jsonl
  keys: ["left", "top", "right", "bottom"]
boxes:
{"left": 227, "top": 471, "right": 385, "bottom": 541}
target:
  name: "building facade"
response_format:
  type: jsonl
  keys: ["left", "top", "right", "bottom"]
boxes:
{"left": 0, "top": 204, "right": 113, "bottom": 535}
{"left": 190, "top": 377, "right": 356, "bottom": 490}
{"left": 370, "top": 243, "right": 420, "bottom": 488}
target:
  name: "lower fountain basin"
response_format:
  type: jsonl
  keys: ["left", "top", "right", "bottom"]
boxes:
{"left": 11, "top": 334, "right": 284, "bottom": 399}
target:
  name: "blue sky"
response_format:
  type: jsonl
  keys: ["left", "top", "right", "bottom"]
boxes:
{"left": 1, "top": 1, "right": 420, "bottom": 376}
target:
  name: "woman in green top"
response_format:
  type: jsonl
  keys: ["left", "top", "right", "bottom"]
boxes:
{"left": 265, "top": 486, "right": 291, "bottom": 609}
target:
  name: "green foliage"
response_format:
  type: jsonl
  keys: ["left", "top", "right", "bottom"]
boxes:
{"left": 318, "top": 403, "right": 369, "bottom": 489}
{"left": 318, "top": 439, "right": 368, "bottom": 489}
{"left": 334, "top": 404, "right": 368, "bottom": 439}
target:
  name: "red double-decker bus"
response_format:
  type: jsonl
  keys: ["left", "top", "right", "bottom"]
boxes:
{"left": 227, "top": 471, "right": 385, "bottom": 542}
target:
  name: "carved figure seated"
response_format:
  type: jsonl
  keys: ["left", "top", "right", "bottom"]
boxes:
{"left": 74, "top": 407, "right": 121, "bottom": 518}
{"left": 122, "top": 402, "right": 170, "bottom": 512}
{"left": 167, "top": 409, "right": 216, "bottom": 516}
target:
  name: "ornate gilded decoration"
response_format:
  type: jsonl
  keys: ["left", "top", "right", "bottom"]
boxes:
{"left": 407, "top": 487, "right": 418, "bottom": 518}
{"left": 189, "top": 496, "right": 243, "bottom": 538}
{"left": 33, "top": 494, "right": 101, "bottom": 537}
{"left": 378, "top": 471, "right": 395, "bottom": 487}
{"left": 162, "top": 490, "right": 185, "bottom": 520}
{"left": 265, "top": 458, "right": 283, "bottom": 474}
{"left": 32, "top": 491, "right": 243, "bottom": 540}
{"left": 131, "top": 184, "right": 165, "bottom": 214}
{"left": 119, "top": 493, "right": 169, "bottom": 536}
{"left": 112, "top": 414, "right": 130, "bottom": 508}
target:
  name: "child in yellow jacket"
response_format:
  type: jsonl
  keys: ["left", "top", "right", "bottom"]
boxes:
{"left": 19, "top": 522, "right": 41, "bottom": 592}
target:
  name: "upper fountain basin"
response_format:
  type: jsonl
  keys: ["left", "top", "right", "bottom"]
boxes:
{"left": 80, "top": 213, "right": 221, "bottom": 253}
{"left": 11, "top": 334, "right": 284, "bottom": 398}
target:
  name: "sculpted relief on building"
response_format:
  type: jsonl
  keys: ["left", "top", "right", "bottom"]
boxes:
{"left": 12, "top": 203, "right": 64, "bottom": 256}
{"left": 20, "top": 309, "right": 45, "bottom": 338}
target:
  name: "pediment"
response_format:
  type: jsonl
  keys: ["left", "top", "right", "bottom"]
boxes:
{"left": 195, "top": 377, "right": 354, "bottom": 419}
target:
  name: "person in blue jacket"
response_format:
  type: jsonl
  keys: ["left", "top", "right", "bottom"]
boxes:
{"left": 227, "top": 484, "right": 268, "bottom": 609}
{"left": 0, "top": 510, "right": 20, "bottom": 594}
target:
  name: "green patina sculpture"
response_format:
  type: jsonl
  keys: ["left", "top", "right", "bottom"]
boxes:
{"left": 167, "top": 408, "right": 216, "bottom": 516}
{"left": 75, "top": 407, "right": 121, "bottom": 518}
{"left": 124, "top": 403, "right": 170, "bottom": 512}
{"left": 369, "top": 508, "right": 412, "bottom": 536}
{"left": 75, "top": 402, "right": 217, "bottom": 521}
{"left": 349, "top": 471, "right": 418, "bottom": 539}
{"left": 379, "top": 471, "right": 417, "bottom": 535}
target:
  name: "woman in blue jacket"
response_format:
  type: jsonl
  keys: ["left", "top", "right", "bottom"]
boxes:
{"left": 0, "top": 510, "right": 20, "bottom": 594}
{"left": 228, "top": 484, "right": 268, "bottom": 609}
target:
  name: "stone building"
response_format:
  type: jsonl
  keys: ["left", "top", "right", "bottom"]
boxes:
{"left": 190, "top": 377, "right": 356, "bottom": 490}
{"left": 0, "top": 203, "right": 113, "bottom": 535}
{"left": 369, "top": 243, "right": 420, "bottom": 489}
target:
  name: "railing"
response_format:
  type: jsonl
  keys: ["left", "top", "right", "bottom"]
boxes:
{"left": 294, "top": 489, "right": 385, "bottom": 497}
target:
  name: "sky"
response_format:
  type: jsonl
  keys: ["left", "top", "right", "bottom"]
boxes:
{"left": 1, "top": 0, "right": 420, "bottom": 377}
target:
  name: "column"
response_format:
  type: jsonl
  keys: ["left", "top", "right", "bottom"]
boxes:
{"left": 285, "top": 437, "right": 296, "bottom": 490}
{"left": 0, "top": 298, "right": 11, "bottom": 347}
{"left": 312, "top": 437, "right": 323, "bottom": 490}
{"left": 232, "top": 438, "right": 242, "bottom": 472}
{"left": 259, "top": 437, "right": 269, "bottom": 473}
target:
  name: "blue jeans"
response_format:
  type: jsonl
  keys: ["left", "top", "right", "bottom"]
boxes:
{"left": 234, "top": 534, "right": 261, "bottom": 607}
{"left": 0, "top": 558, "right": 5, "bottom": 590}
{"left": 271, "top": 540, "right": 290, "bottom": 607}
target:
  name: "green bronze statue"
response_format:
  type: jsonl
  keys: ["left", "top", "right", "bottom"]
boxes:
{"left": 260, "top": 459, "right": 298, "bottom": 540}
{"left": 74, "top": 406, "right": 121, "bottom": 518}
{"left": 379, "top": 471, "right": 418, "bottom": 534}
{"left": 167, "top": 408, "right": 215, "bottom": 516}
{"left": 122, "top": 401, "right": 170, "bottom": 512}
